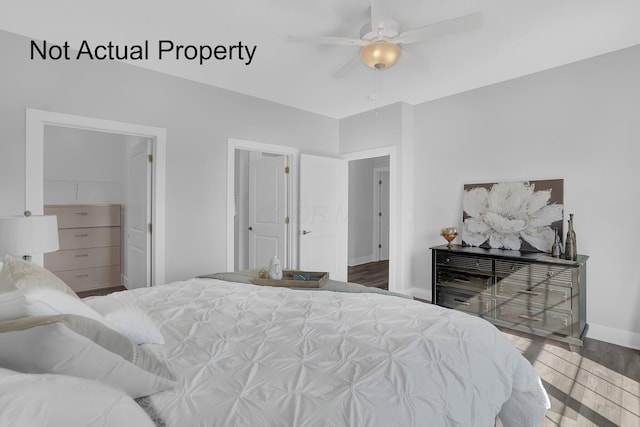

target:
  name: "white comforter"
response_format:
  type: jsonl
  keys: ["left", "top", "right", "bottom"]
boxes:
{"left": 111, "top": 278, "right": 549, "bottom": 427}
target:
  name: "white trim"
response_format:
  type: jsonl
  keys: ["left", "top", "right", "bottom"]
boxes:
{"left": 341, "top": 146, "right": 397, "bottom": 292}
{"left": 25, "top": 108, "right": 166, "bottom": 286}
{"left": 404, "top": 287, "right": 430, "bottom": 301}
{"left": 588, "top": 322, "right": 640, "bottom": 350}
{"left": 372, "top": 166, "right": 390, "bottom": 262}
{"left": 227, "top": 139, "right": 299, "bottom": 272}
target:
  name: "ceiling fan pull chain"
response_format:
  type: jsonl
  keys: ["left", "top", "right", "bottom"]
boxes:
{"left": 374, "top": 69, "right": 380, "bottom": 114}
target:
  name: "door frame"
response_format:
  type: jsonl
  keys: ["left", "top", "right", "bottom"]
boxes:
{"left": 25, "top": 108, "right": 166, "bottom": 286}
{"left": 342, "top": 146, "right": 397, "bottom": 291}
{"left": 226, "top": 138, "right": 298, "bottom": 272}
{"left": 373, "top": 167, "right": 390, "bottom": 262}
{"left": 124, "top": 139, "right": 153, "bottom": 289}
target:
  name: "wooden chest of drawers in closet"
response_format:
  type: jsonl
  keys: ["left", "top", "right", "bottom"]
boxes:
{"left": 44, "top": 204, "right": 121, "bottom": 293}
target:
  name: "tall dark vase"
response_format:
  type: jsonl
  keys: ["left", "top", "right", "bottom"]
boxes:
{"left": 569, "top": 213, "right": 577, "bottom": 253}
{"left": 564, "top": 214, "right": 577, "bottom": 261}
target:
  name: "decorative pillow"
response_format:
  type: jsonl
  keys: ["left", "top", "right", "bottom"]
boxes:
{"left": 0, "top": 367, "right": 156, "bottom": 427}
{"left": 0, "top": 255, "right": 78, "bottom": 298}
{"left": 0, "top": 287, "right": 105, "bottom": 323}
{"left": 0, "top": 315, "right": 176, "bottom": 398}
{"left": 84, "top": 296, "right": 165, "bottom": 345}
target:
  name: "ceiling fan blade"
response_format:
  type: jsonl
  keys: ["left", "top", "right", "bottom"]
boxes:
{"left": 288, "top": 35, "right": 368, "bottom": 46}
{"left": 370, "top": 0, "right": 394, "bottom": 32}
{"left": 393, "top": 13, "right": 483, "bottom": 45}
{"left": 331, "top": 54, "right": 362, "bottom": 79}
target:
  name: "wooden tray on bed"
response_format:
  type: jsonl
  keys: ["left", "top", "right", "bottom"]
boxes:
{"left": 250, "top": 270, "right": 329, "bottom": 288}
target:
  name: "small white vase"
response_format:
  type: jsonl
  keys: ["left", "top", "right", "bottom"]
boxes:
{"left": 268, "top": 256, "right": 283, "bottom": 280}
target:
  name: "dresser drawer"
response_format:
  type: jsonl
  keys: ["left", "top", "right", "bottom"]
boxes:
{"left": 496, "top": 279, "right": 571, "bottom": 311}
{"left": 45, "top": 205, "right": 121, "bottom": 229}
{"left": 57, "top": 227, "right": 121, "bottom": 250}
{"left": 496, "top": 298, "right": 572, "bottom": 336}
{"left": 436, "top": 253, "right": 492, "bottom": 274}
{"left": 54, "top": 266, "right": 121, "bottom": 292}
{"left": 44, "top": 246, "right": 120, "bottom": 272}
{"left": 495, "top": 260, "right": 574, "bottom": 288}
{"left": 437, "top": 288, "right": 493, "bottom": 317}
{"left": 437, "top": 269, "right": 492, "bottom": 294}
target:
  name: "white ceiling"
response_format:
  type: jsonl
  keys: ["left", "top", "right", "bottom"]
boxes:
{"left": 2, "top": 0, "right": 640, "bottom": 118}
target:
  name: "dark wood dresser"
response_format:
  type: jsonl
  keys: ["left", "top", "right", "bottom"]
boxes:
{"left": 431, "top": 244, "right": 588, "bottom": 351}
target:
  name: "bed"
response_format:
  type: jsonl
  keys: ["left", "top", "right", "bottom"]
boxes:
{"left": 0, "top": 256, "right": 550, "bottom": 427}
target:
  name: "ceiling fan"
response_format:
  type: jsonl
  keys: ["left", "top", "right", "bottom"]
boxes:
{"left": 290, "top": 0, "right": 482, "bottom": 75}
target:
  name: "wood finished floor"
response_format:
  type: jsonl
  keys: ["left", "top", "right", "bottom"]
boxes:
{"left": 348, "top": 260, "right": 389, "bottom": 290}
{"left": 349, "top": 260, "right": 640, "bottom": 426}
{"left": 497, "top": 328, "right": 639, "bottom": 427}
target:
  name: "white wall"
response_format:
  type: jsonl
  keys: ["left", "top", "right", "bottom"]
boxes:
{"left": 348, "top": 158, "right": 375, "bottom": 265}
{"left": 412, "top": 44, "right": 640, "bottom": 349}
{"left": 0, "top": 29, "right": 339, "bottom": 283}
{"left": 44, "top": 126, "right": 131, "bottom": 204}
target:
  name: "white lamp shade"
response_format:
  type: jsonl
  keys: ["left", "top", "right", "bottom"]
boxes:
{"left": 0, "top": 215, "right": 59, "bottom": 258}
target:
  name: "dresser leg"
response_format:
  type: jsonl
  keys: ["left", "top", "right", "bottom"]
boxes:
{"left": 568, "top": 343, "right": 582, "bottom": 353}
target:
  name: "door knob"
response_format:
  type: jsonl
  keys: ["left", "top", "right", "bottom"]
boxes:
{"left": 248, "top": 226, "right": 253, "bottom": 231}
{"left": 301, "top": 230, "right": 312, "bottom": 235}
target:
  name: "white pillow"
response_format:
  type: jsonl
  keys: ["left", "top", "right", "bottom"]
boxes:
{"left": 0, "top": 315, "right": 176, "bottom": 398}
{"left": 0, "top": 287, "right": 105, "bottom": 324}
{"left": 0, "top": 255, "right": 78, "bottom": 298}
{"left": 0, "top": 368, "right": 156, "bottom": 427}
{"left": 84, "top": 296, "right": 165, "bottom": 345}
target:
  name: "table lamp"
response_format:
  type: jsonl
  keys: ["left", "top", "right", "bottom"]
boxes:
{"left": 0, "top": 212, "right": 59, "bottom": 261}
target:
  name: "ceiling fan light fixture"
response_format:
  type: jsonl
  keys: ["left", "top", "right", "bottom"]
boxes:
{"left": 359, "top": 41, "right": 401, "bottom": 70}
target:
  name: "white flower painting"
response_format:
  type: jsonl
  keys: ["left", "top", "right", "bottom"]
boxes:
{"left": 462, "top": 180, "right": 564, "bottom": 253}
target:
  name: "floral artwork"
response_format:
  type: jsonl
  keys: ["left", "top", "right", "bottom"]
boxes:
{"left": 462, "top": 179, "right": 563, "bottom": 253}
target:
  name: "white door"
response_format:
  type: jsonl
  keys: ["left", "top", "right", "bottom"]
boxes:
{"left": 299, "top": 154, "right": 348, "bottom": 281}
{"left": 125, "top": 140, "right": 151, "bottom": 288}
{"left": 378, "top": 170, "right": 390, "bottom": 261}
{"left": 248, "top": 152, "right": 287, "bottom": 269}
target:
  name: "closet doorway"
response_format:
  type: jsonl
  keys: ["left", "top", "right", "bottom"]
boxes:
{"left": 43, "top": 126, "right": 150, "bottom": 290}
{"left": 25, "top": 109, "right": 166, "bottom": 287}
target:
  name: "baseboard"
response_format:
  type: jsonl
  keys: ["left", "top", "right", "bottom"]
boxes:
{"left": 348, "top": 255, "right": 375, "bottom": 267}
{"left": 403, "top": 287, "right": 431, "bottom": 301}
{"left": 588, "top": 322, "right": 640, "bottom": 350}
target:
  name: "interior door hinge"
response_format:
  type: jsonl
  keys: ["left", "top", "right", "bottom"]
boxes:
{"left": 284, "top": 166, "right": 290, "bottom": 174}
{"left": 284, "top": 216, "right": 290, "bottom": 224}
{"left": 148, "top": 223, "right": 152, "bottom": 233}
{"left": 379, "top": 244, "right": 382, "bottom": 249}
{"left": 148, "top": 154, "right": 153, "bottom": 163}
{"left": 379, "top": 212, "right": 382, "bottom": 217}
{"left": 379, "top": 180, "right": 382, "bottom": 185}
